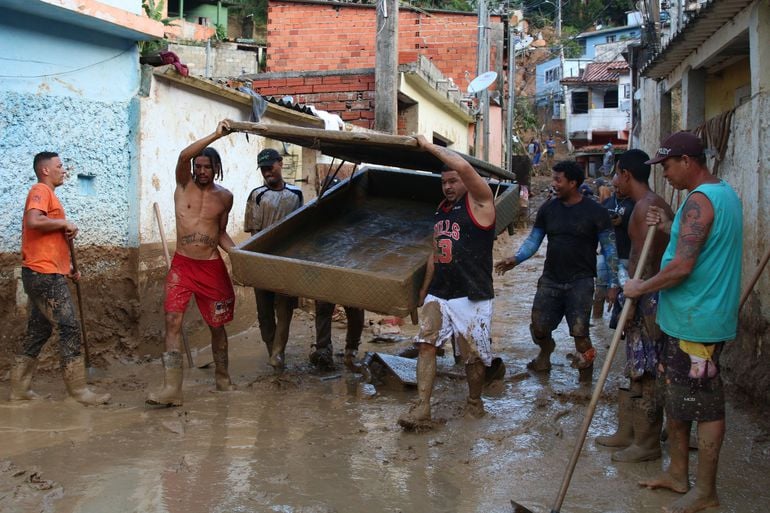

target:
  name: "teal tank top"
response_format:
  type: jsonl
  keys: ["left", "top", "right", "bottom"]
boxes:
{"left": 657, "top": 181, "right": 743, "bottom": 342}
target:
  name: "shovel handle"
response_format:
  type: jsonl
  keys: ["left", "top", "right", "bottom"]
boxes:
{"left": 550, "top": 225, "right": 657, "bottom": 513}
{"left": 68, "top": 238, "right": 91, "bottom": 368}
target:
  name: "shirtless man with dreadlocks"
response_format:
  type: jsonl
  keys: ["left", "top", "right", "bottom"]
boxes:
{"left": 147, "top": 120, "right": 238, "bottom": 407}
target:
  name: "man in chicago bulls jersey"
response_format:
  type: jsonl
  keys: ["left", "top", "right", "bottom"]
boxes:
{"left": 398, "top": 135, "right": 500, "bottom": 431}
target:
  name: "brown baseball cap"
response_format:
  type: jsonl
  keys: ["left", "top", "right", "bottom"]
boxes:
{"left": 645, "top": 131, "right": 705, "bottom": 164}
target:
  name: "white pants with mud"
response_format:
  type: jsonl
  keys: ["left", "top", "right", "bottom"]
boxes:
{"left": 398, "top": 295, "right": 493, "bottom": 430}
{"left": 416, "top": 295, "right": 494, "bottom": 366}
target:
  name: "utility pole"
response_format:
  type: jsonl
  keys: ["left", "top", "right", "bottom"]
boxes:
{"left": 476, "top": 0, "right": 490, "bottom": 160}
{"left": 375, "top": 0, "right": 398, "bottom": 134}
{"left": 505, "top": 12, "right": 517, "bottom": 177}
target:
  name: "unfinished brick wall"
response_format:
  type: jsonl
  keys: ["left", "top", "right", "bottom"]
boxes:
{"left": 252, "top": 71, "right": 376, "bottom": 129}
{"left": 266, "top": 0, "right": 501, "bottom": 89}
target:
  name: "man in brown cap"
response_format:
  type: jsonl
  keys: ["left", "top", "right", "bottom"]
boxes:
{"left": 625, "top": 131, "right": 742, "bottom": 513}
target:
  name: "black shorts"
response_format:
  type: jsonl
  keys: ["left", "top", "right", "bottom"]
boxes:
{"left": 661, "top": 334, "right": 725, "bottom": 422}
{"left": 531, "top": 276, "right": 594, "bottom": 338}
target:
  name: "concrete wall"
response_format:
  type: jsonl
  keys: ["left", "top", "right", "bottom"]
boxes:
{"left": 138, "top": 75, "right": 264, "bottom": 248}
{"left": 167, "top": 42, "right": 260, "bottom": 78}
{"left": 399, "top": 76, "right": 470, "bottom": 153}
{"left": 0, "top": 5, "right": 147, "bottom": 368}
{"left": 704, "top": 58, "right": 751, "bottom": 120}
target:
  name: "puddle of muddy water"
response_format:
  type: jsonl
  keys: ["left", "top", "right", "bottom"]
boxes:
{"left": 2, "top": 231, "right": 770, "bottom": 513}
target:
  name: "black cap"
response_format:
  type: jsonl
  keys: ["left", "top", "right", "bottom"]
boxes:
{"left": 258, "top": 148, "right": 282, "bottom": 167}
{"left": 645, "top": 131, "right": 705, "bottom": 164}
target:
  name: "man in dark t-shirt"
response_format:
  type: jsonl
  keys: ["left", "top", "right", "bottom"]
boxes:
{"left": 496, "top": 160, "right": 619, "bottom": 381}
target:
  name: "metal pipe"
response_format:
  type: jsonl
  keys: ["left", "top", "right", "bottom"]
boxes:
{"left": 506, "top": 15, "right": 516, "bottom": 177}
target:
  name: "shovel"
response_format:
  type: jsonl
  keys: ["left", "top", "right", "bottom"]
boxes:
{"left": 512, "top": 225, "right": 656, "bottom": 513}
{"left": 67, "top": 238, "right": 96, "bottom": 380}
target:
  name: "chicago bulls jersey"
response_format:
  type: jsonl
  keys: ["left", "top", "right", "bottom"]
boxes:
{"left": 427, "top": 194, "right": 495, "bottom": 300}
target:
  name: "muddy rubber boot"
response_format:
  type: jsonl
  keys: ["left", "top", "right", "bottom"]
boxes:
{"left": 596, "top": 388, "right": 634, "bottom": 447}
{"left": 398, "top": 350, "right": 436, "bottom": 431}
{"left": 9, "top": 355, "right": 41, "bottom": 401}
{"left": 612, "top": 385, "right": 662, "bottom": 462}
{"left": 213, "top": 348, "right": 236, "bottom": 391}
{"left": 527, "top": 325, "right": 555, "bottom": 372}
{"left": 146, "top": 352, "right": 183, "bottom": 407}
{"left": 465, "top": 361, "right": 486, "bottom": 418}
{"left": 309, "top": 343, "right": 335, "bottom": 371}
{"left": 343, "top": 348, "right": 358, "bottom": 371}
{"left": 63, "top": 357, "right": 111, "bottom": 406}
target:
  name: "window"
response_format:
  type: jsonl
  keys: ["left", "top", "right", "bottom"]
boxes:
{"left": 545, "top": 67, "right": 561, "bottom": 83}
{"left": 604, "top": 88, "right": 618, "bottom": 108}
{"left": 606, "top": 35, "right": 616, "bottom": 43}
{"left": 572, "top": 91, "right": 589, "bottom": 114}
{"left": 623, "top": 84, "right": 631, "bottom": 99}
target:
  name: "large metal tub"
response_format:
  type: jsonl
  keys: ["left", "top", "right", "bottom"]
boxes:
{"left": 230, "top": 166, "right": 519, "bottom": 318}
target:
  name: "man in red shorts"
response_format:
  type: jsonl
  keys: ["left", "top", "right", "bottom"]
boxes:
{"left": 147, "top": 120, "right": 238, "bottom": 407}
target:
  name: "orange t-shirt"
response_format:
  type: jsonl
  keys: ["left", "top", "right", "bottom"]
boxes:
{"left": 21, "top": 183, "right": 70, "bottom": 275}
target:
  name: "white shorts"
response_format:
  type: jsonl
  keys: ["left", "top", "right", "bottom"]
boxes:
{"left": 418, "top": 294, "right": 494, "bottom": 366}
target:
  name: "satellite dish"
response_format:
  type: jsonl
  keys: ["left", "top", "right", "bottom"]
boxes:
{"left": 467, "top": 71, "right": 498, "bottom": 94}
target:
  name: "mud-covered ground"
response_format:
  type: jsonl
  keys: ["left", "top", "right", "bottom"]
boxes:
{"left": 3, "top": 227, "right": 770, "bottom": 513}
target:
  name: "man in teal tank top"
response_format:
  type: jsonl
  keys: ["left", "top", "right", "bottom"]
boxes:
{"left": 624, "top": 131, "right": 742, "bottom": 513}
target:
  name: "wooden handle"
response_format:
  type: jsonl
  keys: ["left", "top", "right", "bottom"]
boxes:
{"left": 154, "top": 202, "right": 172, "bottom": 270}
{"left": 550, "top": 225, "right": 656, "bottom": 512}
{"left": 67, "top": 238, "right": 91, "bottom": 368}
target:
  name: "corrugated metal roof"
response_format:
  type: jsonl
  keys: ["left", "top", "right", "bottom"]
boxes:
{"left": 561, "top": 60, "right": 629, "bottom": 85}
{"left": 641, "top": 0, "right": 754, "bottom": 80}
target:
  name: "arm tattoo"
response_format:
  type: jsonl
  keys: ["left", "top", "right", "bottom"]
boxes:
{"left": 679, "top": 199, "right": 710, "bottom": 259}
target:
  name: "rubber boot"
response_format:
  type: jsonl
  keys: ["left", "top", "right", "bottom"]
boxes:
{"left": 612, "top": 380, "right": 662, "bottom": 462}
{"left": 527, "top": 324, "right": 555, "bottom": 372}
{"left": 343, "top": 348, "right": 358, "bottom": 371}
{"left": 63, "top": 357, "right": 111, "bottom": 406}
{"left": 465, "top": 361, "right": 486, "bottom": 418}
{"left": 398, "top": 348, "right": 436, "bottom": 430}
{"left": 309, "top": 343, "right": 335, "bottom": 371}
{"left": 146, "top": 352, "right": 183, "bottom": 407}
{"left": 213, "top": 347, "right": 236, "bottom": 391}
{"left": 596, "top": 388, "right": 634, "bottom": 447}
{"left": 9, "top": 355, "right": 41, "bottom": 401}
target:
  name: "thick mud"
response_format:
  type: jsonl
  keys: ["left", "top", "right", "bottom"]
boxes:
{"left": 3, "top": 230, "right": 770, "bottom": 513}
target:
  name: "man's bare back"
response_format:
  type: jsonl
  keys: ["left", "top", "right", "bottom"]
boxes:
{"left": 628, "top": 190, "right": 674, "bottom": 279}
{"left": 173, "top": 120, "right": 236, "bottom": 260}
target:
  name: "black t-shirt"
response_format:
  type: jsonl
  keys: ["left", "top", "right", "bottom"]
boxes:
{"left": 601, "top": 194, "right": 634, "bottom": 259}
{"left": 534, "top": 196, "right": 612, "bottom": 283}
{"left": 428, "top": 194, "right": 495, "bottom": 300}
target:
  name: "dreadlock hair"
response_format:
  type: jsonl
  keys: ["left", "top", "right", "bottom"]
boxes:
{"left": 196, "top": 147, "right": 224, "bottom": 181}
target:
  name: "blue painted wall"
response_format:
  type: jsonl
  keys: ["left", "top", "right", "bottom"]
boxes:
{"left": 576, "top": 26, "right": 641, "bottom": 60}
{"left": 535, "top": 56, "right": 562, "bottom": 107}
{"left": 0, "top": 9, "right": 142, "bottom": 252}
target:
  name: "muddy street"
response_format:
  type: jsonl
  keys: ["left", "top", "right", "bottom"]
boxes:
{"left": 2, "top": 230, "right": 770, "bottom": 513}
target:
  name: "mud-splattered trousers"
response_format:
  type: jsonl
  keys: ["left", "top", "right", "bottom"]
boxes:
{"left": 531, "top": 276, "right": 594, "bottom": 355}
{"left": 19, "top": 267, "right": 81, "bottom": 366}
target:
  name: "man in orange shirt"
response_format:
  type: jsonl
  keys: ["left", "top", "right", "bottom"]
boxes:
{"left": 9, "top": 152, "right": 110, "bottom": 405}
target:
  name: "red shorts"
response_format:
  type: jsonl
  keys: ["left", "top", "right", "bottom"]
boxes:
{"left": 164, "top": 253, "right": 235, "bottom": 327}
